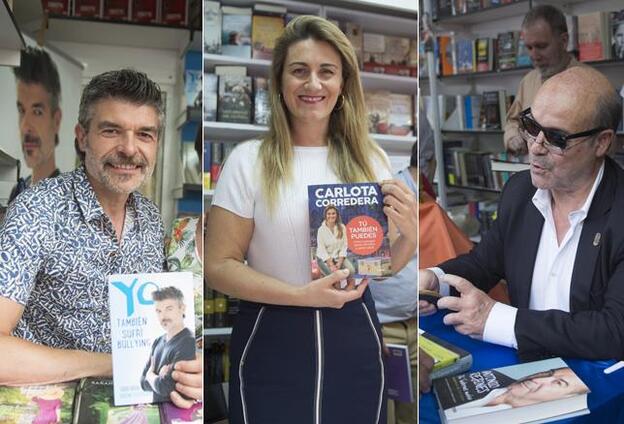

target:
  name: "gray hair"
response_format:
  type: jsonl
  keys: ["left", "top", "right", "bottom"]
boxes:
{"left": 522, "top": 5, "right": 568, "bottom": 36}
{"left": 75, "top": 69, "right": 164, "bottom": 161}
{"left": 593, "top": 89, "right": 623, "bottom": 132}
{"left": 152, "top": 286, "right": 184, "bottom": 303}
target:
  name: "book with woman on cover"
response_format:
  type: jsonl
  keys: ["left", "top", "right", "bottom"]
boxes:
{"left": 109, "top": 272, "right": 196, "bottom": 406}
{"left": 308, "top": 182, "right": 391, "bottom": 280}
{"left": 434, "top": 357, "right": 590, "bottom": 423}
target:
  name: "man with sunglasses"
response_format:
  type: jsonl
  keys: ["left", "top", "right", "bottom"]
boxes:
{"left": 503, "top": 5, "right": 585, "bottom": 156}
{"left": 420, "top": 66, "right": 624, "bottom": 361}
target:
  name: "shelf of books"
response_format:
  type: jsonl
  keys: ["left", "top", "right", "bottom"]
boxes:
{"left": 425, "top": 0, "right": 624, "bottom": 220}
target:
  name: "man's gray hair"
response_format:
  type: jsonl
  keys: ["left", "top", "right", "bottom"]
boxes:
{"left": 522, "top": 5, "right": 568, "bottom": 36}
{"left": 75, "top": 69, "right": 164, "bottom": 161}
{"left": 593, "top": 89, "right": 623, "bottom": 132}
{"left": 152, "top": 286, "right": 185, "bottom": 303}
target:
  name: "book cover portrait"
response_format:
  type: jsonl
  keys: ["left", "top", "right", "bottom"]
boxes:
{"left": 308, "top": 183, "right": 391, "bottom": 280}
{"left": 109, "top": 272, "right": 195, "bottom": 406}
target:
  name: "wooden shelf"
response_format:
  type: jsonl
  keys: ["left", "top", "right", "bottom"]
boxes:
{"left": 0, "top": 0, "right": 26, "bottom": 67}
{"left": 204, "top": 53, "right": 417, "bottom": 94}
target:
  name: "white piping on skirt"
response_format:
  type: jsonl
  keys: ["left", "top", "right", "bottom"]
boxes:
{"left": 314, "top": 309, "right": 324, "bottom": 424}
{"left": 362, "top": 303, "right": 385, "bottom": 424}
{"left": 239, "top": 306, "right": 266, "bottom": 424}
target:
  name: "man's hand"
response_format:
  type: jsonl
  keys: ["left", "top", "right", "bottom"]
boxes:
{"left": 170, "top": 354, "right": 202, "bottom": 409}
{"left": 419, "top": 349, "right": 434, "bottom": 395}
{"left": 419, "top": 269, "right": 439, "bottom": 316}
{"left": 437, "top": 274, "right": 495, "bottom": 338}
{"left": 506, "top": 135, "right": 528, "bottom": 156}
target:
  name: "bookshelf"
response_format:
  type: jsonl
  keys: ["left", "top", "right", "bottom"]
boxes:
{"left": 424, "top": 0, "right": 624, "bottom": 212}
{"left": 0, "top": 0, "right": 26, "bottom": 67}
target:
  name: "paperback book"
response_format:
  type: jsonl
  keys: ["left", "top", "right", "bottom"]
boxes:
{"left": 221, "top": 6, "right": 252, "bottom": 58}
{"left": 386, "top": 344, "right": 414, "bottom": 403}
{"left": 0, "top": 382, "right": 77, "bottom": 423}
{"left": 218, "top": 75, "right": 253, "bottom": 123}
{"left": 308, "top": 183, "right": 391, "bottom": 280}
{"left": 204, "top": 1, "right": 222, "bottom": 54}
{"left": 73, "top": 378, "right": 161, "bottom": 423}
{"left": 418, "top": 329, "right": 472, "bottom": 380}
{"left": 109, "top": 272, "right": 196, "bottom": 406}
{"left": 434, "top": 357, "right": 590, "bottom": 424}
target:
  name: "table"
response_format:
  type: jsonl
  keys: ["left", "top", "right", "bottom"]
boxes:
{"left": 419, "top": 312, "right": 624, "bottom": 423}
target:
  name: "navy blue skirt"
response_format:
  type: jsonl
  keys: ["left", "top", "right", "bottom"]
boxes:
{"left": 228, "top": 288, "right": 387, "bottom": 424}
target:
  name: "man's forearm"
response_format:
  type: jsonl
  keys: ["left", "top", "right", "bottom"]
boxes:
{"left": 0, "top": 335, "right": 112, "bottom": 385}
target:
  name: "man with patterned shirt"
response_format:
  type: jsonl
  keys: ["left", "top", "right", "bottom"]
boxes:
{"left": 0, "top": 69, "right": 200, "bottom": 407}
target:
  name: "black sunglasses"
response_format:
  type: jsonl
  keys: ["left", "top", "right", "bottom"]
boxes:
{"left": 519, "top": 108, "right": 607, "bottom": 151}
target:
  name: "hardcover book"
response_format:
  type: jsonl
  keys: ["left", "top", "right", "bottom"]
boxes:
{"left": 251, "top": 13, "right": 285, "bottom": 60}
{"left": 221, "top": 6, "right": 253, "bottom": 58}
{"left": 203, "top": 73, "right": 218, "bottom": 122}
{"left": 103, "top": 0, "right": 130, "bottom": 20}
{"left": 73, "top": 378, "right": 160, "bottom": 423}
{"left": 0, "top": 382, "right": 77, "bottom": 423}
{"left": 386, "top": 344, "right": 414, "bottom": 403}
{"left": 253, "top": 77, "right": 270, "bottom": 125}
{"left": 455, "top": 38, "right": 474, "bottom": 74}
{"left": 479, "top": 90, "right": 502, "bottom": 129}
{"left": 308, "top": 183, "right": 391, "bottom": 280}
{"left": 345, "top": 22, "right": 364, "bottom": 69}
{"left": 578, "top": 11, "right": 610, "bottom": 62}
{"left": 161, "top": 0, "right": 187, "bottom": 26}
{"left": 611, "top": 10, "right": 624, "bottom": 60}
{"left": 217, "top": 75, "right": 252, "bottom": 123}
{"left": 74, "top": 0, "right": 101, "bottom": 17}
{"left": 42, "top": 0, "right": 70, "bottom": 15}
{"left": 475, "top": 38, "right": 492, "bottom": 72}
{"left": 132, "top": 0, "right": 158, "bottom": 23}
{"left": 109, "top": 272, "right": 196, "bottom": 406}
{"left": 496, "top": 31, "right": 517, "bottom": 70}
{"left": 365, "top": 90, "right": 391, "bottom": 134}
{"left": 434, "top": 358, "right": 590, "bottom": 424}
{"left": 204, "top": 1, "right": 222, "bottom": 54}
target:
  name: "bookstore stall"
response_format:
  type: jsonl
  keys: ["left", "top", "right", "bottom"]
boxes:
{"left": 422, "top": 0, "right": 624, "bottom": 235}
{"left": 202, "top": 0, "right": 417, "bottom": 422}
{"left": 0, "top": 1, "right": 203, "bottom": 422}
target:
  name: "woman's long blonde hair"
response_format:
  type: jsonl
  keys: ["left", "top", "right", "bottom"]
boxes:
{"left": 259, "top": 15, "right": 388, "bottom": 211}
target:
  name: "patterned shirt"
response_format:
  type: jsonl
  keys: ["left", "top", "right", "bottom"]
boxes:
{"left": 0, "top": 166, "right": 165, "bottom": 353}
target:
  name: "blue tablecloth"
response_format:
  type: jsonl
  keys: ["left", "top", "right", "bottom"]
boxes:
{"left": 419, "top": 312, "right": 624, "bottom": 423}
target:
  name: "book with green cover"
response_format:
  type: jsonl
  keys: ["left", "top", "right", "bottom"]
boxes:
{"left": 419, "top": 329, "right": 472, "bottom": 380}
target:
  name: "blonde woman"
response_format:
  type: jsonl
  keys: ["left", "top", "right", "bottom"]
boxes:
{"left": 316, "top": 205, "right": 355, "bottom": 276}
{"left": 205, "top": 16, "right": 417, "bottom": 423}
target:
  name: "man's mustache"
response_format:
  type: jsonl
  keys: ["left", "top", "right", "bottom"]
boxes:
{"left": 22, "top": 134, "right": 41, "bottom": 147}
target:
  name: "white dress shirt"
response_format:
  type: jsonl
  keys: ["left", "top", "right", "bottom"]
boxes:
{"left": 433, "top": 162, "right": 605, "bottom": 348}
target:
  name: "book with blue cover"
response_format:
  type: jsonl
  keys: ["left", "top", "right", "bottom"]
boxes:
{"left": 308, "top": 183, "right": 391, "bottom": 280}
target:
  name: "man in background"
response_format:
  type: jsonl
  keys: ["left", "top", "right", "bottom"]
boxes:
{"left": 141, "top": 286, "right": 196, "bottom": 402}
{"left": 504, "top": 5, "right": 584, "bottom": 156}
{"left": 9, "top": 47, "right": 62, "bottom": 203}
{"left": 370, "top": 141, "right": 418, "bottom": 424}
